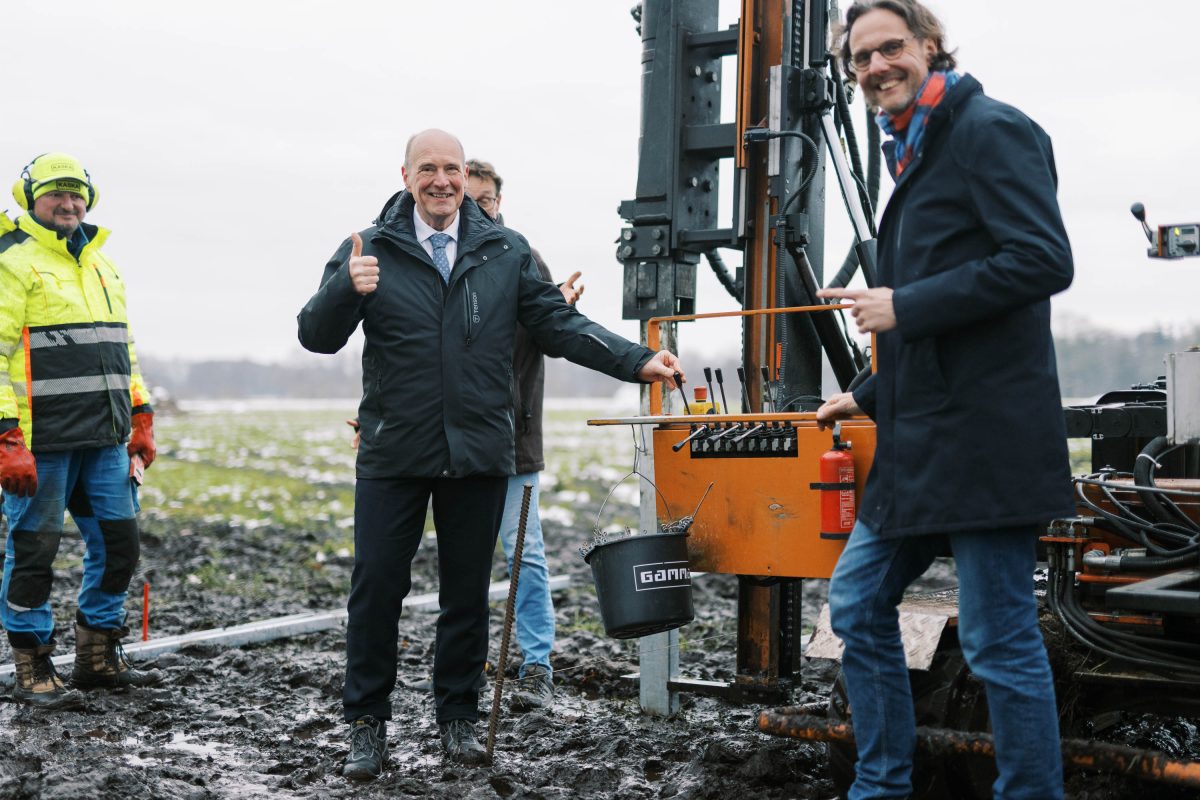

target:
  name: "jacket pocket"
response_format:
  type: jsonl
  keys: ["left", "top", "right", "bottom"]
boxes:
{"left": 894, "top": 337, "right": 949, "bottom": 418}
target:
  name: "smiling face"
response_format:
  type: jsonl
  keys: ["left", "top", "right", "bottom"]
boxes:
{"left": 401, "top": 130, "right": 467, "bottom": 231}
{"left": 848, "top": 8, "right": 937, "bottom": 116}
{"left": 32, "top": 190, "right": 87, "bottom": 236}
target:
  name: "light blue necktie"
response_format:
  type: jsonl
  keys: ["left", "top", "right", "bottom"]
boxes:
{"left": 429, "top": 232, "right": 452, "bottom": 283}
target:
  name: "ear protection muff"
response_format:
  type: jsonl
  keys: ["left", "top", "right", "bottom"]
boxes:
{"left": 11, "top": 153, "right": 99, "bottom": 212}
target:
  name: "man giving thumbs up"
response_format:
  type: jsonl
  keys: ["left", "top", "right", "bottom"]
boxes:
{"left": 297, "top": 128, "right": 683, "bottom": 779}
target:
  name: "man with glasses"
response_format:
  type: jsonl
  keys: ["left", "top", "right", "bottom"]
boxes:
{"left": 817, "top": 2, "right": 1073, "bottom": 798}
{"left": 464, "top": 158, "right": 581, "bottom": 711}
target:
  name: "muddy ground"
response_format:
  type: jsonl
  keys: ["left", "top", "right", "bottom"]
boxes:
{"left": 1, "top": 456, "right": 1197, "bottom": 798}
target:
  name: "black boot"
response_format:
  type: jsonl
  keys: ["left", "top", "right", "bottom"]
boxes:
{"left": 71, "top": 617, "right": 163, "bottom": 689}
{"left": 439, "top": 718, "right": 490, "bottom": 766}
{"left": 509, "top": 664, "right": 554, "bottom": 712}
{"left": 343, "top": 716, "right": 387, "bottom": 780}
{"left": 11, "top": 639, "right": 84, "bottom": 709}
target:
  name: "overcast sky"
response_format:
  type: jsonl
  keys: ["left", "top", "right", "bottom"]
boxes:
{"left": 5, "top": 0, "right": 1199, "bottom": 366}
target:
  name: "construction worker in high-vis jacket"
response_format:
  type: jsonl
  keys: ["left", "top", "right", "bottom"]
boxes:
{"left": 0, "top": 153, "right": 162, "bottom": 707}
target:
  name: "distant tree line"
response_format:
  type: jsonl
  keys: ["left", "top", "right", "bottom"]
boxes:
{"left": 140, "top": 324, "right": 1200, "bottom": 402}
{"left": 1054, "top": 323, "right": 1200, "bottom": 398}
{"left": 140, "top": 351, "right": 621, "bottom": 401}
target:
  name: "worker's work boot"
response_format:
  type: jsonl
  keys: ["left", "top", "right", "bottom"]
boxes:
{"left": 343, "top": 716, "right": 387, "bottom": 780}
{"left": 71, "top": 621, "right": 163, "bottom": 689}
{"left": 509, "top": 664, "right": 554, "bottom": 712}
{"left": 11, "top": 643, "right": 84, "bottom": 709}
{"left": 439, "top": 718, "right": 490, "bottom": 766}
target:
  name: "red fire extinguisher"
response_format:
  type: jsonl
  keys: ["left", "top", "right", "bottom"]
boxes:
{"left": 815, "top": 422, "right": 856, "bottom": 540}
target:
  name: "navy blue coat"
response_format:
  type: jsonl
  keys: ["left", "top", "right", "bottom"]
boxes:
{"left": 852, "top": 75, "right": 1075, "bottom": 538}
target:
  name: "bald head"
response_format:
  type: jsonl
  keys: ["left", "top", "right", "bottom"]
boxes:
{"left": 401, "top": 129, "right": 469, "bottom": 231}
{"left": 404, "top": 129, "right": 465, "bottom": 171}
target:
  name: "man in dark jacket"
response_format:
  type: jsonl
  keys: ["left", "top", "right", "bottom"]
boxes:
{"left": 464, "top": 158, "right": 581, "bottom": 711}
{"left": 816, "top": 3, "right": 1072, "bottom": 798}
{"left": 297, "top": 129, "right": 682, "bottom": 779}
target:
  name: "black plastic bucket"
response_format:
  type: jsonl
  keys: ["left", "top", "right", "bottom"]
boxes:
{"left": 584, "top": 531, "right": 694, "bottom": 639}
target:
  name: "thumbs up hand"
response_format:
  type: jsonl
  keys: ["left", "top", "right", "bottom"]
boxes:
{"left": 348, "top": 232, "right": 380, "bottom": 295}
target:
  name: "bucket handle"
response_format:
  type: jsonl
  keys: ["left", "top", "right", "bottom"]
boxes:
{"left": 593, "top": 469, "right": 674, "bottom": 535}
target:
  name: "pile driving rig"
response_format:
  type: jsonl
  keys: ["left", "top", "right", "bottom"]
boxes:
{"left": 590, "top": 0, "right": 1200, "bottom": 794}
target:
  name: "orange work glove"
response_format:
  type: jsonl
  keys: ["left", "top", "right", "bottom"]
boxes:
{"left": 127, "top": 412, "right": 156, "bottom": 469}
{"left": 0, "top": 427, "right": 38, "bottom": 497}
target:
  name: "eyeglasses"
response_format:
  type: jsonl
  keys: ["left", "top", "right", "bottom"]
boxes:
{"left": 474, "top": 196, "right": 497, "bottom": 210}
{"left": 849, "top": 36, "right": 914, "bottom": 70}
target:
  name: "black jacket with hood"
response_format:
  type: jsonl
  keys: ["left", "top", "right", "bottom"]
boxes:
{"left": 298, "top": 192, "right": 653, "bottom": 479}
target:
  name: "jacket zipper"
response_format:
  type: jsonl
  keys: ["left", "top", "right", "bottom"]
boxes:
{"left": 463, "top": 276, "right": 474, "bottom": 347}
{"left": 92, "top": 265, "right": 114, "bottom": 314}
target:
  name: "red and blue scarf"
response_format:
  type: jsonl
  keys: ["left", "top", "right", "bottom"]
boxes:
{"left": 878, "top": 70, "right": 960, "bottom": 176}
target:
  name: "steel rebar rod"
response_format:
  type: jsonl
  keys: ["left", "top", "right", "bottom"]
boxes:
{"left": 486, "top": 482, "right": 533, "bottom": 761}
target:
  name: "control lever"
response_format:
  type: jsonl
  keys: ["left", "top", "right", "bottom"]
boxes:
{"left": 673, "top": 372, "right": 691, "bottom": 415}
{"left": 732, "top": 423, "right": 765, "bottom": 443}
{"left": 704, "top": 367, "right": 718, "bottom": 414}
{"left": 760, "top": 366, "right": 775, "bottom": 413}
{"left": 1131, "top": 202, "right": 1153, "bottom": 243}
{"left": 736, "top": 367, "right": 751, "bottom": 413}
{"left": 708, "top": 421, "right": 743, "bottom": 442}
{"left": 714, "top": 368, "right": 731, "bottom": 418}
{"left": 1131, "top": 201, "right": 1200, "bottom": 258}
{"left": 673, "top": 425, "right": 710, "bottom": 452}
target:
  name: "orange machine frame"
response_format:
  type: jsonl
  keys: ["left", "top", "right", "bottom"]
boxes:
{"left": 593, "top": 306, "right": 876, "bottom": 579}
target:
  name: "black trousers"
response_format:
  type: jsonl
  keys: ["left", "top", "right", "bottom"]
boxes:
{"left": 342, "top": 475, "right": 507, "bottom": 724}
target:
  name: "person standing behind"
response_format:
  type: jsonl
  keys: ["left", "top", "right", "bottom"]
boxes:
{"left": 0, "top": 153, "right": 162, "bottom": 707}
{"left": 816, "top": 3, "right": 1073, "bottom": 798}
{"left": 298, "top": 129, "right": 683, "bottom": 778}
{"left": 464, "top": 159, "right": 584, "bottom": 711}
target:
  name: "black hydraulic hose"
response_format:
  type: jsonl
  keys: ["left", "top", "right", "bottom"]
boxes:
{"left": 1091, "top": 480, "right": 1196, "bottom": 551}
{"left": 704, "top": 249, "right": 742, "bottom": 303}
{"left": 1102, "top": 551, "right": 1200, "bottom": 572}
{"left": 1134, "top": 436, "right": 1200, "bottom": 532}
{"left": 1049, "top": 567, "right": 1200, "bottom": 678}
{"left": 779, "top": 131, "right": 821, "bottom": 215}
{"left": 865, "top": 106, "right": 881, "bottom": 210}
{"left": 1059, "top": 570, "right": 1200, "bottom": 664}
{"left": 847, "top": 365, "right": 872, "bottom": 392}
{"left": 1073, "top": 476, "right": 1200, "bottom": 556}
{"left": 829, "top": 57, "right": 876, "bottom": 236}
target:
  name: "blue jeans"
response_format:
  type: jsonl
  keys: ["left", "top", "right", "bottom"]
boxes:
{"left": 2, "top": 446, "right": 140, "bottom": 643}
{"left": 498, "top": 473, "right": 554, "bottom": 676}
{"left": 828, "top": 520, "right": 1063, "bottom": 800}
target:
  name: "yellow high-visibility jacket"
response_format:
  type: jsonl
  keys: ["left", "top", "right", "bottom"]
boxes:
{"left": 0, "top": 214, "right": 151, "bottom": 452}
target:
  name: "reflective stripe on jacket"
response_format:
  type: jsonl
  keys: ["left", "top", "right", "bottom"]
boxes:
{"left": 0, "top": 214, "right": 150, "bottom": 451}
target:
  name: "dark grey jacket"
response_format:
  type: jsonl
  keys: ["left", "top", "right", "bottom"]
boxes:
{"left": 512, "top": 248, "right": 552, "bottom": 474}
{"left": 298, "top": 192, "right": 654, "bottom": 479}
{"left": 852, "top": 75, "right": 1075, "bottom": 538}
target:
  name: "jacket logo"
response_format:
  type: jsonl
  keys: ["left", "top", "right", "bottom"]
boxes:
{"left": 471, "top": 291, "right": 480, "bottom": 324}
{"left": 633, "top": 560, "right": 690, "bottom": 592}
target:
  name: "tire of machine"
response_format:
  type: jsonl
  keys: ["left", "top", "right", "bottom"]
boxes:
{"left": 826, "top": 639, "right": 997, "bottom": 799}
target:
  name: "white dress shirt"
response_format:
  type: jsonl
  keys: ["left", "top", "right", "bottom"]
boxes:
{"left": 413, "top": 207, "right": 460, "bottom": 267}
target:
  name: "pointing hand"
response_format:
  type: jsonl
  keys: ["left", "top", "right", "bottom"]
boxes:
{"left": 348, "top": 232, "right": 380, "bottom": 295}
{"left": 817, "top": 287, "right": 896, "bottom": 334}
{"left": 560, "top": 271, "right": 585, "bottom": 306}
